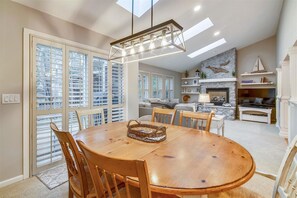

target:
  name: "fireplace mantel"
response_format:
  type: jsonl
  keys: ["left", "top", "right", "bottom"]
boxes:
{"left": 199, "top": 78, "right": 237, "bottom": 83}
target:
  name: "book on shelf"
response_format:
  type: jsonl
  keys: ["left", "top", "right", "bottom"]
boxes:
{"left": 241, "top": 80, "right": 254, "bottom": 83}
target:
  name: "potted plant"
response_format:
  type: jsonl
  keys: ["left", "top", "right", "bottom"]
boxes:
{"left": 200, "top": 72, "right": 207, "bottom": 79}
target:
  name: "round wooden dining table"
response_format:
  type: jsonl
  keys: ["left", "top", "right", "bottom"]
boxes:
{"left": 75, "top": 121, "right": 255, "bottom": 196}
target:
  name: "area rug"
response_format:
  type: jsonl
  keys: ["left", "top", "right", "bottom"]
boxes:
{"left": 36, "top": 164, "right": 68, "bottom": 190}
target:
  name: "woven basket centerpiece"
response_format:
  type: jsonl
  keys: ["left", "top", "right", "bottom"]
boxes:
{"left": 127, "top": 120, "right": 167, "bottom": 143}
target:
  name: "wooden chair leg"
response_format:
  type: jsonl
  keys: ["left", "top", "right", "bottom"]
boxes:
{"left": 69, "top": 186, "right": 74, "bottom": 198}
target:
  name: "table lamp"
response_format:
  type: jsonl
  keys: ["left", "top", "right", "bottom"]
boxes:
{"left": 198, "top": 94, "right": 210, "bottom": 112}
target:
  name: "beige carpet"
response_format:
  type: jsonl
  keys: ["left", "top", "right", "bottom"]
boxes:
{"left": 0, "top": 120, "right": 287, "bottom": 198}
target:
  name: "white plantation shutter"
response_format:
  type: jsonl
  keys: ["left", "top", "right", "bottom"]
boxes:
{"left": 112, "top": 107, "right": 124, "bottom": 122}
{"left": 68, "top": 112, "right": 80, "bottom": 134}
{"left": 112, "top": 63, "right": 124, "bottom": 105}
{"left": 138, "top": 72, "right": 150, "bottom": 101}
{"left": 152, "top": 74, "right": 163, "bottom": 98}
{"left": 111, "top": 63, "right": 125, "bottom": 122}
{"left": 93, "top": 56, "right": 108, "bottom": 107}
{"left": 32, "top": 38, "right": 65, "bottom": 172}
{"left": 31, "top": 37, "right": 126, "bottom": 174}
{"left": 36, "top": 114, "right": 63, "bottom": 167}
{"left": 68, "top": 51, "right": 89, "bottom": 108}
{"left": 35, "top": 44, "right": 63, "bottom": 110}
{"left": 165, "top": 76, "right": 174, "bottom": 99}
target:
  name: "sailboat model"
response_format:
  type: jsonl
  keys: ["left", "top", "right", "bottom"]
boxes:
{"left": 251, "top": 57, "right": 266, "bottom": 73}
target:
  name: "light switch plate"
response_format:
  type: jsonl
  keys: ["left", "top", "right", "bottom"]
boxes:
{"left": 2, "top": 94, "right": 20, "bottom": 104}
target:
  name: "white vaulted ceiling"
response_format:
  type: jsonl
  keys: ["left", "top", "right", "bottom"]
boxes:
{"left": 12, "top": 0, "right": 283, "bottom": 72}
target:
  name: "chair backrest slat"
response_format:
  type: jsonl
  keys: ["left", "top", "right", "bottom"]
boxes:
{"left": 273, "top": 135, "right": 297, "bottom": 198}
{"left": 77, "top": 140, "right": 152, "bottom": 198}
{"left": 151, "top": 108, "right": 176, "bottom": 125}
{"left": 75, "top": 108, "right": 105, "bottom": 131}
{"left": 179, "top": 111, "right": 213, "bottom": 132}
{"left": 50, "top": 123, "right": 90, "bottom": 197}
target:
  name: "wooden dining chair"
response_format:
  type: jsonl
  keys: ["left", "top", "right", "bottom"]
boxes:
{"left": 50, "top": 122, "right": 95, "bottom": 198}
{"left": 151, "top": 107, "right": 176, "bottom": 125}
{"left": 179, "top": 111, "right": 214, "bottom": 132}
{"left": 77, "top": 140, "right": 152, "bottom": 198}
{"left": 75, "top": 108, "right": 106, "bottom": 131}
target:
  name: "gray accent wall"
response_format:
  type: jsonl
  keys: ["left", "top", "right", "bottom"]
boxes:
{"left": 0, "top": 0, "right": 114, "bottom": 182}
{"left": 200, "top": 48, "right": 236, "bottom": 79}
{"left": 139, "top": 63, "right": 182, "bottom": 100}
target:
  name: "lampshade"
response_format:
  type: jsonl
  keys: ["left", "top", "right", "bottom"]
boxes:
{"left": 198, "top": 94, "right": 210, "bottom": 103}
{"left": 109, "top": 20, "right": 186, "bottom": 64}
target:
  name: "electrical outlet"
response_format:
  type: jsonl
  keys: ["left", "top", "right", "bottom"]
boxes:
{"left": 2, "top": 94, "right": 21, "bottom": 104}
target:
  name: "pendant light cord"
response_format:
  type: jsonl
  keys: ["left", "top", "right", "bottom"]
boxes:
{"left": 151, "top": 0, "right": 153, "bottom": 27}
{"left": 132, "top": 0, "right": 154, "bottom": 34}
{"left": 131, "top": 0, "right": 134, "bottom": 34}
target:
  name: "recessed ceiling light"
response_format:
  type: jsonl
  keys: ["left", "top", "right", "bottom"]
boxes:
{"left": 117, "top": 0, "right": 160, "bottom": 17}
{"left": 194, "top": 5, "right": 201, "bottom": 12}
{"left": 176, "top": 18, "right": 213, "bottom": 45}
{"left": 214, "top": 31, "right": 220, "bottom": 36}
{"left": 187, "top": 38, "right": 227, "bottom": 58}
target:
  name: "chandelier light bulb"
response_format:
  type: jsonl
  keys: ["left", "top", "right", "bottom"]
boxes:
{"left": 149, "top": 41, "right": 155, "bottom": 49}
{"left": 139, "top": 38, "right": 144, "bottom": 52}
{"left": 139, "top": 45, "right": 144, "bottom": 52}
{"left": 161, "top": 30, "right": 168, "bottom": 46}
{"left": 121, "top": 44, "right": 126, "bottom": 56}
{"left": 122, "top": 49, "right": 126, "bottom": 57}
{"left": 149, "top": 35, "right": 155, "bottom": 49}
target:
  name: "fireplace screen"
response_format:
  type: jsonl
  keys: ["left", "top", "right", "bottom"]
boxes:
{"left": 206, "top": 88, "right": 229, "bottom": 106}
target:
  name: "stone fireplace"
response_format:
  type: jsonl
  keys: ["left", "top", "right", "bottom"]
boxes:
{"left": 197, "top": 48, "right": 237, "bottom": 120}
{"left": 206, "top": 88, "right": 229, "bottom": 106}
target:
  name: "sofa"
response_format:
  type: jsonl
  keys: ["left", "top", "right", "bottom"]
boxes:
{"left": 139, "top": 101, "right": 197, "bottom": 126}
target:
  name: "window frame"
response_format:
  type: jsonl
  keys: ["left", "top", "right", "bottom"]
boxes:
{"left": 139, "top": 71, "right": 174, "bottom": 100}
{"left": 138, "top": 71, "right": 150, "bottom": 101}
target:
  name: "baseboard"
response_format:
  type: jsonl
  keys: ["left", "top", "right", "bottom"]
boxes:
{"left": 0, "top": 175, "right": 23, "bottom": 188}
{"left": 279, "top": 128, "right": 288, "bottom": 138}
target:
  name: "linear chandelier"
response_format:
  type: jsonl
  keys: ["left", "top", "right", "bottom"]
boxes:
{"left": 109, "top": 0, "right": 186, "bottom": 64}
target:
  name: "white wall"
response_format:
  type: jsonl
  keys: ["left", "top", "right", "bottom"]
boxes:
{"left": 126, "top": 62, "right": 139, "bottom": 120}
{"left": 277, "top": 0, "right": 297, "bottom": 65}
{"left": 238, "top": 36, "right": 277, "bottom": 87}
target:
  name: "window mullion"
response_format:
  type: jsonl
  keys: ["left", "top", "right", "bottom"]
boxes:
{"left": 65, "top": 46, "right": 70, "bottom": 131}
{"left": 107, "top": 61, "right": 113, "bottom": 123}
{"left": 89, "top": 52, "right": 93, "bottom": 109}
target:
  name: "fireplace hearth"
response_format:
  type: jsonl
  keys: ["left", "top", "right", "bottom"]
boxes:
{"left": 206, "top": 88, "right": 229, "bottom": 106}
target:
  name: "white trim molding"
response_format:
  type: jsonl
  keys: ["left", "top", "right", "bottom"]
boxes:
{"left": 199, "top": 78, "right": 237, "bottom": 83}
{"left": 0, "top": 175, "right": 24, "bottom": 188}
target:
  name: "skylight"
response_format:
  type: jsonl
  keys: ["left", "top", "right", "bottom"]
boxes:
{"left": 188, "top": 38, "right": 227, "bottom": 58}
{"left": 183, "top": 18, "right": 213, "bottom": 41}
{"left": 117, "top": 0, "right": 160, "bottom": 17}
{"left": 175, "top": 18, "right": 213, "bottom": 45}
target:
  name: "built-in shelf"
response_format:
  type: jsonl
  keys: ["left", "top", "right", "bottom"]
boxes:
{"left": 181, "top": 92, "right": 200, "bottom": 95}
{"left": 241, "top": 71, "right": 274, "bottom": 76}
{"left": 238, "top": 87, "right": 276, "bottom": 89}
{"left": 199, "top": 78, "right": 237, "bottom": 83}
{"left": 181, "top": 84, "right": 201, "bottom": 87}
{"left": 181, "top": 77, "right": 200, "bottom": 80}
{"left": 240, "top": 82, "right": 274, "bottom": 86}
